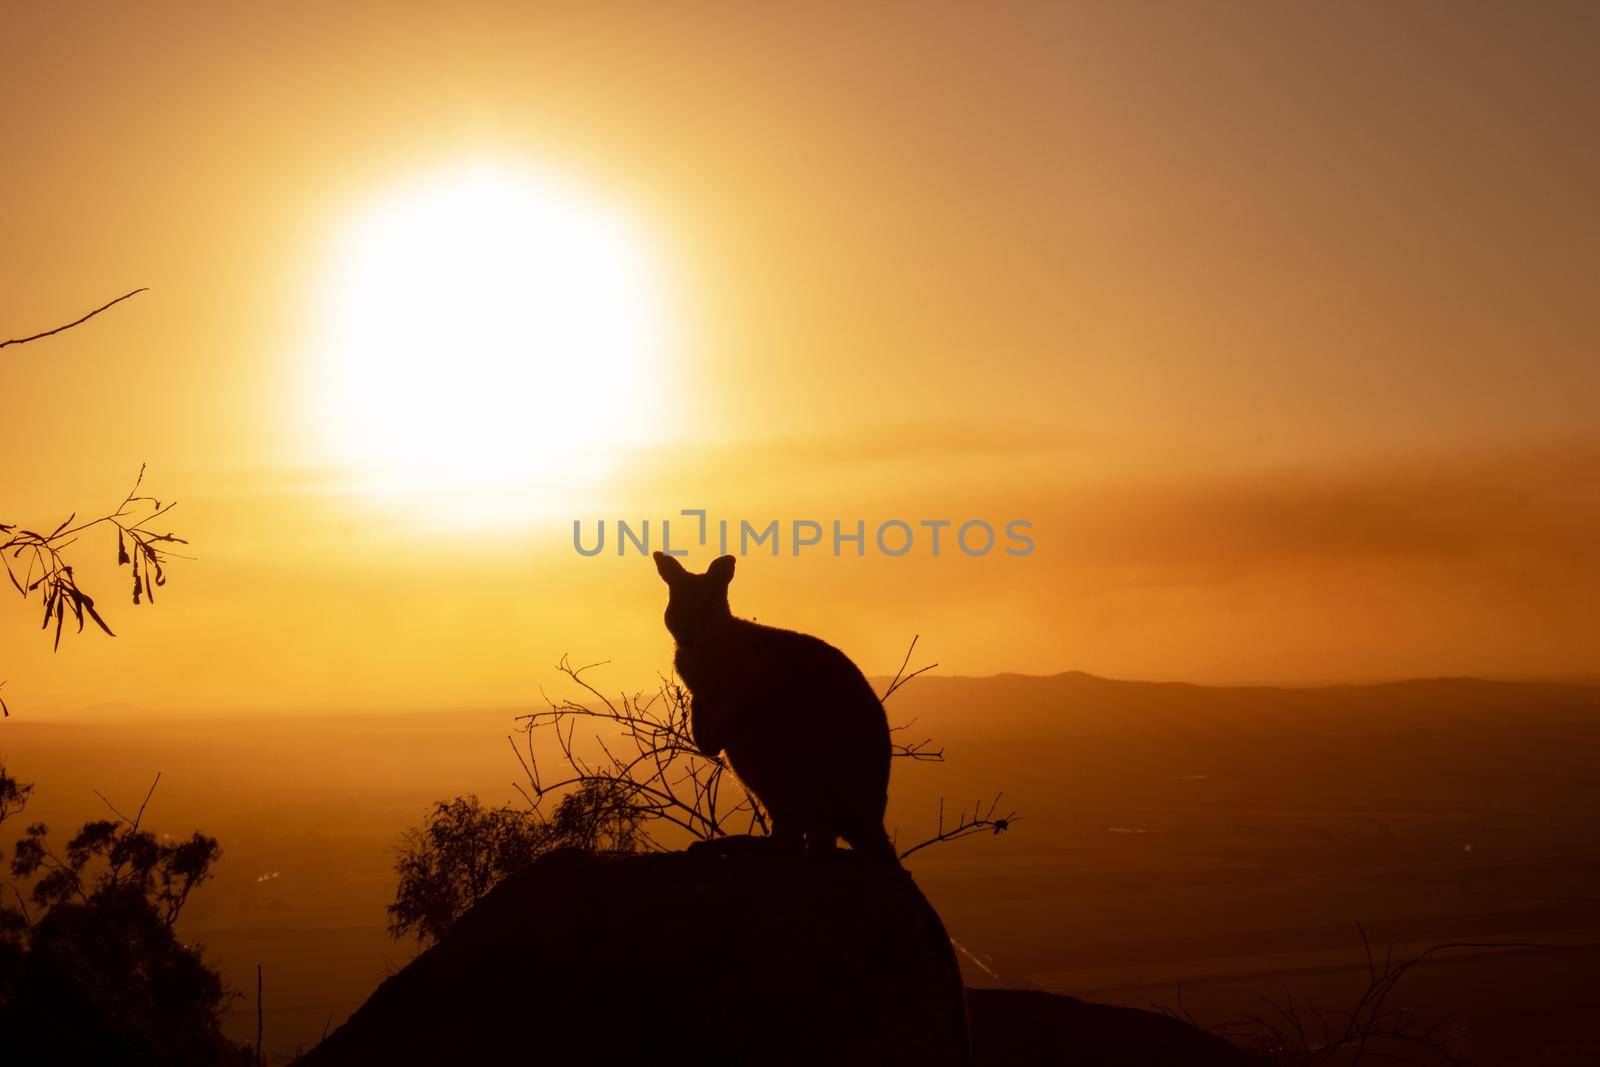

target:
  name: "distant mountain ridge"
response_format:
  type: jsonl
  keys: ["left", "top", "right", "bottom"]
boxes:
{"left": 871, "top": 671, "right": 1600, "bottom": 736}
{"left": 16, "top": 670, "right": 1598, "bottom": 726}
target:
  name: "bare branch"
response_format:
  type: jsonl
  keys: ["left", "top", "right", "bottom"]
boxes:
{"left": 896, "top": 794, "right": 1016, "bottom": 861}
{"left": 1, "top": 288, "right": 148, "bottom": 349}
{"left": 1204, "top": 927, "right": 1545, "bottom": 1064}
{"left": 130, "top": 772, "right": 162, "bottom": 833}
{"left": 881, "top": 634, "right": 938, "bottom": 703}
{"left": 392, "top": 641, "right": 1015, "bottom": 945}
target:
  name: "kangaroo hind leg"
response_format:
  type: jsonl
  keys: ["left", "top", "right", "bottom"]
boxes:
{"left": 805, "top": 826, "right": 838, "bottom": 853}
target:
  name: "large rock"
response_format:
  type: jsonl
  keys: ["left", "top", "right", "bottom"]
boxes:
{"left": 297, "top": 845, "right": 1263, "bottom": 1066}
{"left": 297, "top": 845, "right": 970, "bottom": 1066}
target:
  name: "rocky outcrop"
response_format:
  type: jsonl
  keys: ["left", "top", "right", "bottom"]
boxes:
{"left": 968, "top": 988, "right": 1262, "bottom": 1067}
{"left": 297, "top": 844, "right": 1262, "bottom": 1066}
{"left": 298, "top": 844, "right": 968, "bottom": 1066}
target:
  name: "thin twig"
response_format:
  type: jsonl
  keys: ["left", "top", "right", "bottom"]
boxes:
{"left": 881, "top": 634, "right": 939, "bottom": 703}
{"left": 1, "top": 288, "right": 148, "bottom": 349}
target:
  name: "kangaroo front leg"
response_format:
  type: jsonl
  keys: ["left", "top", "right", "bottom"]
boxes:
{"left": 688, "top": 693, "right": 727, "bottom": 757}
{"left": 805, "top": 827, "right": 838, "bottom": 853}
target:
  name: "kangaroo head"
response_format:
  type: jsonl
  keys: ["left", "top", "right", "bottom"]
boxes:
{"left": 653, "top": 552, "right": 735, "bottom": 643}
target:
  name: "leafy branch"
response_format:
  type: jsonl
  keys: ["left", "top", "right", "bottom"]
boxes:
{"left": 2, "top": 288, "right": 181, "bottom": 717}
{"left": 1, "top": 465, "right": 188, "bottom": 711}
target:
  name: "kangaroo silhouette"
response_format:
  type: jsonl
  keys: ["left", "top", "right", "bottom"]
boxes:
{"left": 653, "top": 551, "right": 897, "bottom": 861}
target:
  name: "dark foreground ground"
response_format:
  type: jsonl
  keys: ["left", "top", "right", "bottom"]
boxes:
{"left": 294, "top": 846, "right": 1255, "bottom": 1067}
{"left": 4, "top": 673, "right": 1598, "bottom": 1063}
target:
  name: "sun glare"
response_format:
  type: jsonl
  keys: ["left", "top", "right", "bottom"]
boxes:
{"left": 310, "top": 163, "right": 669, "bottom": 522}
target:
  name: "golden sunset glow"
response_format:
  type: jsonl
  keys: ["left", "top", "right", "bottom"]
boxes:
{"left": 309, "top": 164, "right": 669, "bottom": 521}
{"left": 7, "top": 7, "right": 1600, "bottom": 1064}
{"left": 2, "top": 2, "right": 1596, "bottom": 712}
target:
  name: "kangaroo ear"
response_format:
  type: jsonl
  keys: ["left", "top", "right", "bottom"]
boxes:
{"left": 653, "top": 551, "right": 688, "bottom": 584}
{"left": 707, "top": 554, "right": 736, "bottom": 585}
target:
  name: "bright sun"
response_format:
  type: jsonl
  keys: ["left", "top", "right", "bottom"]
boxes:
{"left": 310, "top": 163, "right": 668, "bottom": 521}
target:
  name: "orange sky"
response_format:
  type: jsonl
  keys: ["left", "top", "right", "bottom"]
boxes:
{"left": 3, "top": 2, "right": 1597, "bottom": 715}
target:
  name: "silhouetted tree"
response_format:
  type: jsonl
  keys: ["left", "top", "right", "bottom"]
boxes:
{"left": 389, "top": 782, "right": 642, "bottom": 946}
{"left": 0, "top": 765, "right": 250, "bottom": 1065}
{"left": 0, "top": 764, "right": 33, "bottom": 952}
{"left": 1, "top": 290, "right": 186, "bottom": 717}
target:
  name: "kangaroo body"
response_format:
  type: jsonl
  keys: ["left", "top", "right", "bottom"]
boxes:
{"left": 654, "top": 552, "right": 895, "bottom": 860}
